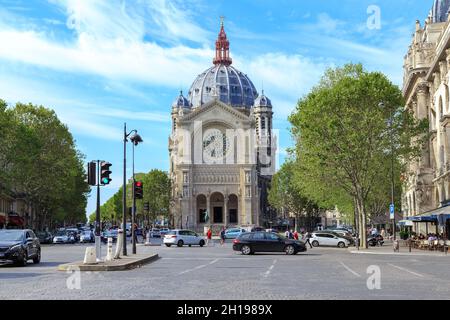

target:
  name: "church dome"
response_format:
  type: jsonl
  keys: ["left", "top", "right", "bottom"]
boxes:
{"left": 187, "top": 19, "right": 258, "bottom": 109}
{"left": 253, "top": 90, "right": 272, "bottom": 108}
{"left": 188, "top": 64, "right": 258, "bottom": 109}
{"left": 432, "top": 0, "right": 450, "bottom": 23}
{"left": 172, "top": 91, "right": 191, "bottom": 109}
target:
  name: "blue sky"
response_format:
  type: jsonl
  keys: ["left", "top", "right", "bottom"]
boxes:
{"left": 0, "top": 0, "right": 432, "bottom": 218}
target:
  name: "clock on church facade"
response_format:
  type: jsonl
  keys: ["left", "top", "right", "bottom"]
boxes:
{"left": 168, "top": 20, "right": 276, "bottom": 231}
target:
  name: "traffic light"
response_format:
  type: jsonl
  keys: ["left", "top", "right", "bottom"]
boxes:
{"left": 87, "top": 161, "right": 97, "bottom": 186}
{"left": 100, "top": 161, "right": 112, "bottom": 185}
{"left": 134, "top": 181, "right": 143, "bottom": 199}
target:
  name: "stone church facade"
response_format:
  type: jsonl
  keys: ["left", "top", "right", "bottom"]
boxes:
{"left": 169, "top": 21, "right": 276, "bottom": 231}
{"left": 403, "top": 0, "right": 450, "bottom": 221}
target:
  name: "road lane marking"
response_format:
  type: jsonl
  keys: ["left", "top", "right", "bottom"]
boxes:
{"left": 178, "top": 259, "right": 219, "bottom": 275}
{"left": 339, "top": 261, "right": 361, "bottom": 278}
{"left": 388, "top": 263, "right": 424, "bottom": 278}
{"left": 263, "top": 259, "right": 277, "bottom": 278}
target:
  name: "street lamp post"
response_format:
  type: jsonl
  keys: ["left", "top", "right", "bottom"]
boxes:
{"left": 122, "top": 123, "right": 143, "bottom": 256}
{"left": 380, "top": 102, "right": 396, "bottom": 241}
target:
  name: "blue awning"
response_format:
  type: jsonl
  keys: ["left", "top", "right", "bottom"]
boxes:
{"left": 407, "top": 206, "right": 450, "bottom": 223}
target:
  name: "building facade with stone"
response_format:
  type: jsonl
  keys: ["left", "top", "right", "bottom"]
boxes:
{"left": 168, "top": 22, "right": 276, "bottom": 231}
{"left": 402, "top": 0, "right": 450, "bottom": 231}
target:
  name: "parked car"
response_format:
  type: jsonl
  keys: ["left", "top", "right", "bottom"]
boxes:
{"left": 0, "top": 229, "right": 41, "bottom": 266}
{"left": 149, "top": 228, "right": 161, "bottom": 238}
{"left": 79, "top": 230, "right": 94, "bottom": 243}
{"left": 232, "top": 232, "right": 307, "bottom": 255}
{"left": 322, "top": 230, "right": 355, "bottom": 245}
{"left": 36, "top": 231, "right": 53, "bottom": 244}
{"left": 101, "top": 230, "right": 118, "bottom": 244}
{"left": 224, "top": 228, "right": 246, "bottom": 239}
{"left": 310, "top": 232, "right": 350, "bottom": 248}
{"left": 53, "top": 230, "right": 76, "bottom": 244}
{"left": 163, "top": 230, "right": 205, "bottom": 247}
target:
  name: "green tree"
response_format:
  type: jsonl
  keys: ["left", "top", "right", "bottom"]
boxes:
{"left": 0, "top": 100, "right": 89, "bottom": 229}
{"left": 268, "top": 161, "right": 322, "bottom": 231}
{"left": 289, "top": 64, "right": 427, "bottom": 248}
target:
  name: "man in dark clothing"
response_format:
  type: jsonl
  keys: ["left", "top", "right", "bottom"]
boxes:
{"left": 304, "top": 232, "right": 313, "bottom": 249}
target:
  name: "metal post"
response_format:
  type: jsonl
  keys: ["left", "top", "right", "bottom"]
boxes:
{"left": 390, "top": 109, "right": 396, "bottom": 241}
{"left": 122, "top": 123, "right": 128, "bottom": 256}
{"left": 95, "top": 160, "right": 101, "bottom": 261}
{"left": 132, "top": 142, "right": 136, "bottom": 254}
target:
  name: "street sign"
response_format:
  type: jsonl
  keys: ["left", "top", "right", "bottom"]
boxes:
{"left": 390, "top": 204, "right": 395, "bottom": 220}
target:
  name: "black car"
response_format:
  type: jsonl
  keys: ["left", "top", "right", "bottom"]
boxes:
{"left": 101, "top": 230, "right": 118, "bottom": 244}
{"left": 36, "top": 231, "right": 53, "bottom": 244}
{"left": 233, "top": 232, "right": 307, "bottom": 255}
{"left": 0, "top": 229, "right": 41, "bottom": 266}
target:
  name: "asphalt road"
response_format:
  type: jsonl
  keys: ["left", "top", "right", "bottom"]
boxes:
{"left": 1, "top": 239, "right": 450, "bottom": 300}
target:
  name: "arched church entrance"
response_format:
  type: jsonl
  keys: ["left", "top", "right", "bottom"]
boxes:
{"left": 210, "top": 192, "right": 225, "bottom": 224}
{"left": 228, "top": 194, "right": 238, "bottom": 225}
{"left": 197, "top": 195, "right": 207, "bottom": 224}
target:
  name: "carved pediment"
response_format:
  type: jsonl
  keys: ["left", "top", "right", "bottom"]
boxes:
{"left": 179, "top": 99, "right": 251, "bottom": 123}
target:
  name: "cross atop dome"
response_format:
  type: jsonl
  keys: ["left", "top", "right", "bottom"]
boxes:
{"left": 213, "top": 17, "right": 232, "bottom": 66}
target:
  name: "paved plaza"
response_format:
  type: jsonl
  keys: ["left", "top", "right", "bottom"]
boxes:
{"left": 1, "top": 240, "right": 450, "bottom": 300}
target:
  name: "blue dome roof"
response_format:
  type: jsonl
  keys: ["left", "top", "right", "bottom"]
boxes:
{"left": 254, "top": 90, "right": 272, "bottom": 108}
{"left": 433, "top": 0, "right": 450, "bottom": 22}
{"left": 172, "top": 91, "right": 191, "bottom": 109}
{"left": 188, "top": 64, "right": 258, "bottom": 109}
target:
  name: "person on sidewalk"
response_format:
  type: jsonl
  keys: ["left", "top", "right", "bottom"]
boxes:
{"left": 293, "top": 230, "right": 299, "bottom": 241}
{"left": 206, "top": 227, "right": 213, "bottom": 246}
{"left": 304, "top": 231, "right": 313, "bottom": 249}
{"left": 220, "top": 227, "right": 226, "bottom": 246}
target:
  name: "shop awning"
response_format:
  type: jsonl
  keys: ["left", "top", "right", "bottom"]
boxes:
{"left": 399, "top": 220, "right": 414, "bottom": 226}
{"left": 407, "top": 205, "right": 450, "bottom": 223}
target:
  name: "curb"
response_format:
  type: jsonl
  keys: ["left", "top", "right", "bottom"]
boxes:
{"left": 57, "top": 254, "right": 159, "bottom": 272}
{"left": 350, "top": 250, "right": 449, "bottom": 257}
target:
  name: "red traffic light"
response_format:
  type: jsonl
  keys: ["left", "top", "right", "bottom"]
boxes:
{"left": 135, "top": 181, "right": 142, "bottom": 187}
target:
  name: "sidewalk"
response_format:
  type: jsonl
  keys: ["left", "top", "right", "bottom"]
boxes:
{"left": 58, "top": 253, "right": 159, "bottom": 272}
{"left": 349, "top": 241, "right": 449, "bottom": 257}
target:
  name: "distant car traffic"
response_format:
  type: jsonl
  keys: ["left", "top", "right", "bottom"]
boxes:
{"left": 80, "top": 230, "right": 94, "bottom": 243}
{"left": 163, "top": 230, "right": 205, "bottom": 247}
{"left": 224, "top": 228, "right": 246, "bottom": 239}
{"left": 159, "top": 228, "right": 170, "bottom": 236}
{"left": 232, "top": 232, "right": 307, "bottom": 255}
{"left": 149, "top": 228, "right": 161, "bottom": 238}
{"left": 0, "top": 229, "right": 41, "bottom": 266}
{"left": 53, "top": 230, "right": 76, "bottom": 244}
{"left": 101, "top": 230, "right": 118, "bottom": 243}
{"left": 321, "top": 230, "right": 355, "bottom": 245}
{"left": 310, "top": 232, "right": 350, "bottom": 248}
{"left": 36, "top": 231, "right": 53, "bottom": 244}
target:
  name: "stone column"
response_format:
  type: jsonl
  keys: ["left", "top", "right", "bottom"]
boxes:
{"left": 206, "top": 194, "right": 211, "bottom": 224}
{"left": 224, "top": 194, "right": 229, "bottom": 226}
{"left": 417, "top": 82, "right": 431, "bottom": 168}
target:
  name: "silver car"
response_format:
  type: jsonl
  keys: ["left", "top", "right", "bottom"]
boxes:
{"left": 310, "top": 232, "right": 350, "bottom": 248}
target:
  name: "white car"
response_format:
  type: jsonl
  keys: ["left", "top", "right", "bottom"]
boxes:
{"left": 310, "top": 232, "right": 350, "bottom": 248}
{"left": 79, "top": 230, "right": 94, "bottom": 243}
{"left": 53, "top": 231, "right": 75, "bottom": 244}
{"left": 163, "top": 230, "right": 206, "bottom": 247}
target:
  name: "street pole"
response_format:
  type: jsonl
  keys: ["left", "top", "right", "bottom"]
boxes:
{"left": 132, "top": 141, "right": 136, "bottom": 254}
{"left": 122, "top": 123, "right": 127, "bottom": 256}
{"left": 95, "top": 160, "right": 101, "bottom": 261}
{"left": 391, "top": 109, "right": 396, "bottom": 241}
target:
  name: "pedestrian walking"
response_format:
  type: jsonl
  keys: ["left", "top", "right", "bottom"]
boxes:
{"left": 305, "top": 231, "right": 313, "bottom": 249}
{"left": 220, "top": 227, "right": 226, "bottom": 246}
{"left": 293, "top": 230, "right": 299, "bottom": 241}
{"left": 206, "top": 227, "right": 213, "bottom": 246}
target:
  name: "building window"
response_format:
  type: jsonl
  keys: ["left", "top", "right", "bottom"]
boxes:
{"left": 199, "top": 209, "right": 207, "bottom": 223}
{"left": 183, "top": 186, "right": 189, "bottom": 198}
{"left": 245, "top": 186, "right": 251, "bottom": 198}
{"left": 183, "top": 172, "right": 189, "bottom": 184}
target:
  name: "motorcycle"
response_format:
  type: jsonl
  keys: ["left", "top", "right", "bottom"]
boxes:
{"left": 368, "top": 234, "right": 384, "bottom": 247}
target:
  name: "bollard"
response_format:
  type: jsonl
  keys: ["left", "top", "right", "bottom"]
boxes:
{"left": 145, "top": 231, "right": 151, "bottom": 246}
{"left": 105, "top": 237, "right": 113, "bottom": 261}
{"left": 114, "top": 229, "right": 123, "bottom": 259}
{"left": 83, "top": 247, "right": 97, "bottom": 265}
{"left": 95, "top": 236, "right": 102, "bottom": 262}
